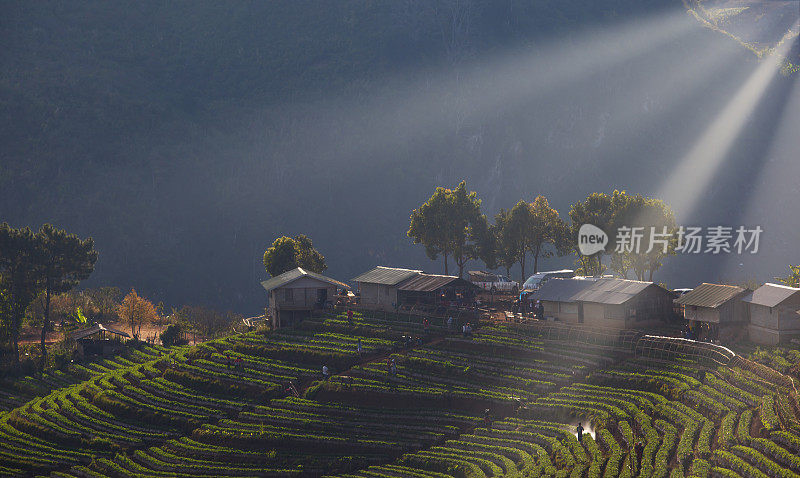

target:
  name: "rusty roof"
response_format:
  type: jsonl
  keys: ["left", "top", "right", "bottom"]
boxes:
{"left": 69, "top": 323, "right": 130, "bottom": 340}
{"left": 528, "top": 277, "right": 598, "bottom": 302}
{"left": 674, "top": 283, "right": 746, "bottom": 308}
{"left": 261, "top": 267, "right": 350, "bottom": 293}
{"left": 352, "top": 266, "right": 422, "bottom": 285}
{"left": 397, "top": 273, "right": 477, "bottom": 292}
{"left": 572, "top": 278, "right": 665, "bottom": 305}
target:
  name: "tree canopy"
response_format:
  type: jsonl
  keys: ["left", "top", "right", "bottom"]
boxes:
{"left": 407, "top": 181, "right": 487, "bottom": 277}
{"left": 263, "top": 235, "right": 327, "bottom": 277}
{"left": 496, "top": 197, "right": 568, "bottom": 281}
{"left": 778, "top": 265, "right": 800, "bottom": 288}
{"left": 118, "top": 289, "right": 159, "bottom": 340}
{"left": 33, "top": 224, "right": 98, "bottom": 366}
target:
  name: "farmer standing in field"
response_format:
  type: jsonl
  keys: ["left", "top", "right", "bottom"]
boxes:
{"left": 347, "top": 309, "right": 353, "bottom": 325}
{"left": 634, "top": 441, "right": 644, "bottom": 474}
{"left": 357, "top": 338, "right": 362, "bottom": 357}
{"left": 322, "top": 364, "right": 330, "bottom": 380}
{"left": 576, "top": 422, "right": 584, "bottom": 442}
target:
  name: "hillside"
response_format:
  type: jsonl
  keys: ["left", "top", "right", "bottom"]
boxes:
{"left": 1, "top": 1, "right": 798, "bottom": 312}
{"left": 1, "top": 312, "right": 800, "bottom": 477}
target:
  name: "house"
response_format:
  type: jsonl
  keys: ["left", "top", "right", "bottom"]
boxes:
{"left": 674, "top": 283, "right": 749, "bottom": 340}
{"left": 571, "top": 278, "right": 675, "bottom": 329}
{"left": 527, "top": 277, "right": 597, "bottom": 323}
{"left": 528, "top": 277, "right": 674, "bottom": 328}
{"left": 744, "top": 283, "right": 800, "bottom": 345}
{"left": 352, "top": 266, "right": 421, "bottom": 311}
{"left": 396, "top": 273, "right": 479, "bottom": 307}
{"left": 69, "top": 323, "right": 130, "bottom": 357}
{"left": 261, "top": 268, "right": 350, "bottom": 328}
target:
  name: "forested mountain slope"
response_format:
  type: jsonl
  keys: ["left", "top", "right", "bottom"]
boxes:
{"left": 1, "top": 1, "right": 797, "bottom": 311}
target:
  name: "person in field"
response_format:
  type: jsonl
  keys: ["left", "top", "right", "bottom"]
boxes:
{"left": 347, "top": 309, "right": 353, "bottom": 325}
{"left": 576, "top": 422, "right": 584, "bottom": 442}
{"left": 322, "top": 364, "right": 330, "bottom": 380}
{"left": 357, "top": 338, "right": 362, "bottom": 357}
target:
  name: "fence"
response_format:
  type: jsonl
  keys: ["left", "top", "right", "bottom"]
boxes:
{"left": 635, "top": 335, "right": 736, "bottom": 366}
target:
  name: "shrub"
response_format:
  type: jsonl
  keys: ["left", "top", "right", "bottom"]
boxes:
{"left": 160, "top": 324, "right": 188, "bottom": 346}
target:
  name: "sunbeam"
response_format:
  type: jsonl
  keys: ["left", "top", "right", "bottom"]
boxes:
{"left": 655, "top": 28, "right": 798, "bottom": 221}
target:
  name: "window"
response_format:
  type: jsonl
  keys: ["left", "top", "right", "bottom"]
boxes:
{"left": 284, "top": 288, "right": 293, "bottom": 302}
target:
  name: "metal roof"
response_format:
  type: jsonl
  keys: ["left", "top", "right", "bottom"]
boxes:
{"left": 743, "top": 283, "right": 800, "bottom": 308}
{"left": 352, "top": 266, "right": 421, "bottom": 285}
{"left": 261, "top": 267, "right": 350, "bottom": 293}
{"left": 674, "top": 283, "right": 746, "bottom": 308}
{"left": 397, "top": 273, "right": 478, "bottom": 292}
{"left": 528, "top": 278, "right": 598, "bottom": 302}
{"left": 70, "top": 323, "right": 130, "bottom": 340}
{"left": 468, "top": 270, "right": 497, "bottom": 282}
{"left": 572, "top": 278, "right": 663, "bottom": 305}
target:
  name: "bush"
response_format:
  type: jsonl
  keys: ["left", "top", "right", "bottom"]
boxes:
{"left": 160, "top": 324, "right": 187, "bottom": 346}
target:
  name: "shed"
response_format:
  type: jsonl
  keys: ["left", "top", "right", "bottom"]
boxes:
{"left": 674, "top": 283, "right": 749, "bottom": 340}
{"left": 744, "top": 283, "right": 800, "bottom": 345}
{"left": 261, "top": 268, "right": 350, "bottom": 328}
{"left": 571, "top": 278, "right": 674, "bottom": 329}
{"left": 527, "top": 278, "right": 597, "bottom": 323}
{"left": 396, "top": 273, "right": 479, "bottom": 307}
{"left": 69, "top": 323, "right": 130, "bottom": 356}
{"left": 352, "top": 266, "right": 421, "bottom": 311}
{"left": 528, "top": 277, "right": 673, "bottom": 328}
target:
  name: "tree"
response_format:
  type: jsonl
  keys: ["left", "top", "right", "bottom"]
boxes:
{"left": 492, "top": 209, "right": 517, "bottom": 278}
{"left": 0, "top": 223, "right": 42, "bottom": 364}
{"left": 408, "top": 181, "right": 485, "bottom": 277}
{"left": 568, "top": 193, "right": 614, "bottom": 277}
{"left": 263, "top": 235, "right": 327, "bottom": 277}
{"left": 499, "top": 197, "right": 568, "bottom": 281}
{"left": 293, "top": 234, "right": 327, "bottom": 273}
{"left": 609, "top": 192, "right": 677, "bottom": 281}
{"left": 84, "top": 287, "right": 122, "bottom": 322}
{"left": 174, "top": 305, "right": 236, "bottom": 340}
{"left": 34, "top": 224, "right": 98, "bottom": 367}
{"left": 118, "top": 289, "right": 159, "bottom": 340}
{"left": 778, "top": 265, "right": 800, "bottom": 287}
{"left": 527, "top": 196, "right": 568, "bottom": 275}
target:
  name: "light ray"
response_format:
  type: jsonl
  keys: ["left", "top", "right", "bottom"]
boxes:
{"left": 655, "top": 29, "right": 798, "bottom": 221}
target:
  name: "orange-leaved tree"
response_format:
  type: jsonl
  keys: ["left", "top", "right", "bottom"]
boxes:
{"left": 118, "top": 289, "right": 158, "bottom": 340}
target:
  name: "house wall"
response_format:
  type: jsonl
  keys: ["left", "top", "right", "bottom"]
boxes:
{"left": 748, "top": 295, "right": 800, "bottom": 345}
{"left": 357, "top": 282, "right": 397, "bottom": 311}
{"left": 684, "top": 305, "right": 720, "bottom": 323}
{"left": 268, "top": 277, "right": 338, "bottom": 328}
{"left": 717, "top": 297, "right": 748, "bottom": 324}
{"left": 582, "top": 303, "right": 626, "bottom": 329}
{"left": 750, "top": 303, "right": 779, "bottom": 329}
{"left": 554, "top": 301, "right": 580, "bottom": 323}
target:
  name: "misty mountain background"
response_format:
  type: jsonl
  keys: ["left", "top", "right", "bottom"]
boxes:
{"left": 2, "top": 1, "right": 798, "bottom": 313}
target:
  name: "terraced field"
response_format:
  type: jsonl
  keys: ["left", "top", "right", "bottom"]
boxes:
{"left": 1, "top": 312, "right": 799, "bottom": 478}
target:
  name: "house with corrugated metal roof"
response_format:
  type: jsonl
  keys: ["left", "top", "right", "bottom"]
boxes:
{"left": 261, "top": 267, "right": 350, "bottom": 328}
{"left": 571, "top": 278, "right": 674, "bottom": 329}
{"left": 527, "top": 277, "right": 597, "bottom": 323}
{"left": 674, "top": 283, "right": 749, "bottom": 340}
{"left": 69, "top": 323, "right": 130, "bottom": 356}
{"left": 352, "top": 266, "right": 422, "bottom": 311}
{"left": 744, "top": 283, "right": 800, "bottom": 345}
{"left": 528, "top": 277, "right": 674, "bottom": 328}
